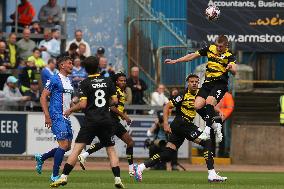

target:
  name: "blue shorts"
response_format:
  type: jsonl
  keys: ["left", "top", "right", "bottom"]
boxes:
{"left": 51, "top": 114, "right": 73, "bottom": 141}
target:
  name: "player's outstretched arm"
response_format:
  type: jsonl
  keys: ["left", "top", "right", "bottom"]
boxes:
{"left": 40, "top": 89, "right": 52, "bottom": 128}
{"left": 164, "top": 53, "right": 201, "bottom": 64}
{"left": 163, "top": 102, "right": 174, "bottom": 134}
{"left": 64, "top": 99, "right": 87, "bottom": 117}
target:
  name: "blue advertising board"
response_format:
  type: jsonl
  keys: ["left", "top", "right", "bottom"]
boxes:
{"left": 0, "top": 114, "right": 27, "bottom": 154}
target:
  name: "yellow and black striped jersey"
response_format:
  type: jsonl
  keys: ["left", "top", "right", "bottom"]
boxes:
{"left": 195, "top": 44, "right": 236, "bottom": 82}
{"left": 170, "top": 89, "right": 199, "bottom": 122}
{"left": 112, "top": 86, "right": 126, "bottom": 119}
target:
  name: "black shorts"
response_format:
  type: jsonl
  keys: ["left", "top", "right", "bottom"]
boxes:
{"left": 75, "top": 120, "right": 115, "bottom": 147}
{"left": 114, "top": 120, "right": 128, "bottom": 138}
{"left": 168, "top": 116, "right": 202, "bottom": 149}
{"left": 197, "top": 80, "right": 228, "bottom": 103}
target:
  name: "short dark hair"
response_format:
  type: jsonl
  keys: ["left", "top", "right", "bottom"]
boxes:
{"left": 83, "top": 56, "right": 100, "bottom": 75}
{"left": 69, "top": 43, "right": 78, "bottom": 51}
{"left": 113, "top": 72, "right": 126, "bottom": 83}
{"left": 185, "top": 73, "right": 199, "bottom": 81}
{"left": 33, "top": 47, "right": 40, "bottom": 52}
{"left": 75, "top": 29, "right": 82, "bottom": 34}
{"left": 47, "top": 58, "right": 55, "bottom": 64}
{"left": 97, "top": 47, "right": 105, "bottom": 54}
{"left": 56, "top": 55, "right": 72, "bottom": 70}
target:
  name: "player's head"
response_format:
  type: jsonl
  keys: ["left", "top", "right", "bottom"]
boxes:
{"left": 114, "top": 72, "right": 126, "bottom": 89}
{"left": 83, "top": 56, "right": 100, "bottom": 75}
{"left": 215, "top": 35, "right": 228, "bottom": 53}
{"left": 57, "top": 56, "right": 73, "bottom": 75}
{"left": 185, "top": 73, "right": 199, "bottom": 92}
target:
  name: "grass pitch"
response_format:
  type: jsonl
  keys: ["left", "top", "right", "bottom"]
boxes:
{"left": 1, "top": 170, "right": 284, "bottom": 189}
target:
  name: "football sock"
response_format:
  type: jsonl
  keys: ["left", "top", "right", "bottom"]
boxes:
{"left": 144, "top": 147, "right": 176, "bottom": 168}
{"left": 205, "top": 104, "right": 215, "bottom": 128}
{"left": 86, "top": 143, "right": 104, "bottom": 155}
{"left": 62, "top": 163, "right": 74, "bottom": 175}
{"left": 126, "top": 147, "right": 133, "bottom": 165}
{"left": 112, "top": 166, "right": 121, "bottom": 177}
{"left": 53, "top": 148, "right": 66, "bottom": 176}
{"left": 200, "top": 139, "right": 214, "bottom": 170}
{"left": 196, "top": 106, "right": 207, "bottom": 121}
{"left": 80, "top": 151, "right": 89, "bottom": 159}
{"left": 41, "top": 147, "right": 57, "bottom": 161}
{"left": 171, "top": 150, "right": 178, "bottom": 166}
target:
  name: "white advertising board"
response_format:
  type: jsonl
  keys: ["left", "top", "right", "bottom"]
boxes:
{"left": 26, "top": 114, "right": 189, "bottom": 158}
{"left": 26, "top": 114, "right": 81, "bottom": 155}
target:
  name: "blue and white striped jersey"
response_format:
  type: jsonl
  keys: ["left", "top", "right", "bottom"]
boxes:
{"left": 45, "top": 73, "right": 74, "bottom": 118}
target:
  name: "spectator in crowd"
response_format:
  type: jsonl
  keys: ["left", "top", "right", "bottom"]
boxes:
{"left": 96, "top": 47, "right": 105, "bottom": 58}
{"left": 10, "top": 0, "right": 36, "bottom": 32}
{"left": 149, "top": 84, "right": 169, "bottom": 114}
{"left": 0, "top": 41, "right": 11, "bottom": 72}
{"left": 38, "top": 28, "right": 53, "bottom": 64}
{"left": 52, "top": 28, "right": 61, "bottom": 41}
{"left": 0, "top": 30, "right": 5, "bottom": 42}
{"left": 44, "top": 28, "right": 61, "bottom": 59}
{"left": 99, "top": 57, "right": 115, "bottom": 78}
{"left": 127, "top": 66, "right": 148, "bottom": 105}
{"left": 125, "top": 86, "right": 132, "bottom": 105}
{"left": 24, "top": 79, "right": 42, "bottom": 111}
{"left": 19, "top": 60, "right": 36, "bottom": 93}
{"left": 28, "top": 47, "right": 46, "bottom": 69}
{"left": 16, "top": 28, "right": 36, "bottom": 60}
{"left": 62, "top": 43, "right": 78, "bottom": 60}
{"left": 170, "top": 88, "right": 179, "bottom": 99}
{"left": 69, "top": 57, "right": 87, "bottom": 92}
{"left": 41, "top": 58, "right": 57, "bottom": 87}
{"left": 38, "top": 0, "right": 62, "bottom": 29}
{"left": 0, "top": 91, "right": 5, "bottom": 110}
{"left": 3, "top": 76, "right": 30, "bottom": 111}
{"left": 30, "top": 21, "right": 42, "bottom": 34}
{"left": 6, "top": 33, "right": 18, "bottom": 68}
{"left": 66, "top": 30, "right": 91, "bottom": 57}
{"left": 77, "top": 43, "right": 87, "bottom": 62}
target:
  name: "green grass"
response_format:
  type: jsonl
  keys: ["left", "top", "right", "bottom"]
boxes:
{"left": 1, "top": 170, "right": 284, "bottom": 189}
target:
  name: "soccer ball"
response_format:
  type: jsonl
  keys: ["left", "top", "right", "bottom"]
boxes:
{"left": 205, "top": 5, "right": 220, "bottom": 21}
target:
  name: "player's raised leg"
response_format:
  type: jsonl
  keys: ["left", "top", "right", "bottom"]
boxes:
{"left": 133, "top": 142, "right": 177, "bottom": 182}
{"left": 78, "top": 142, "right": 104, "bottom": 170}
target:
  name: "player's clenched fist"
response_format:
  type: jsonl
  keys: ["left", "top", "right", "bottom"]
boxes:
{"left": 164, "top": 59, "right": 176, "bottom": 64}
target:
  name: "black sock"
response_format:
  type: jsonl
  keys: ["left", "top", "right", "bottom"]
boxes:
{"left": 205, "top": 104, "right": 215, "bottom": 128}
{"left": 62, "top": 163, "right": 74, "bottom": 175}
{"left": 199, "top": 140, "right": 214, "bottom": 170}
{"left": 196, "top": 106, "right": 207, "bottom": 121}
{"left": 86, "top": 143, "right": 104, "bottom": 155}
{"left": 171, "top": 150, "right": 178, "bottom": 166}
{"left": 144, "top": 147, "right": 175, "bottom": 168}
{"left": 126, "top": 147, "right": 133, "bottom": 165}
{"left": 112, "top": 166, "right": 120, "bottom": 177}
